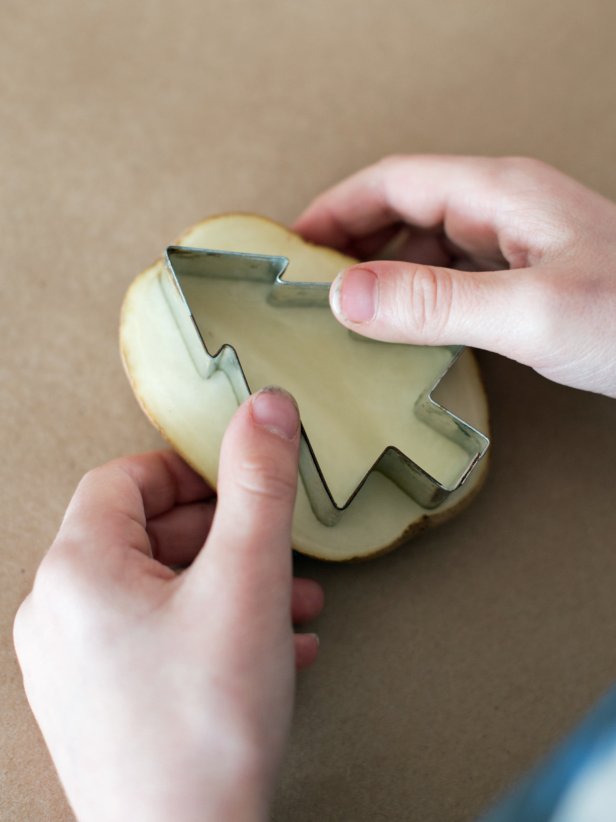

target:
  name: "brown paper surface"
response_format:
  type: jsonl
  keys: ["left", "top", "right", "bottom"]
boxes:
{"left": 2, "top": 1, "right": 616, "bottom": 819}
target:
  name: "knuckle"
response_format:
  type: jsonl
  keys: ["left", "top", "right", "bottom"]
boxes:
{"left": 79, "top": 463, "right": 110, "bottom": 485}
{"left": 31, "top": 549, "right": 73, "bottom": 596}
{"left": 377, "top": 154, "right": 412, "bottom": 197}
{"left": 13, "top": 597, "right": 32, "bottom": 654}
{"left": 376, "top": 155, "right": 413, "bottom": 218}
{"left": 68, "top": 464, "right": 113, "bottom": 509}
{"left": 235, "top": 456, "right": 297, "bottom": 505}
{"left": 501, "top": 155, "right": 549, "bottom": 173}
{"left": 79, "top": 456, "right": 132, "bottom": 486}
{"left": 26, "top": 545, "right": 113, "bottom": 641}
{"left": 496, "top": 156, "right": 555, "bottom": 191}
{"left": 403, "top": 265, "right": 453, "bottom": 340}
{"left": 484, "top": 158, "right": 572, "bottom": 261}
{"left": 31, "top": 540, "right": 90, "bottom": 602}
{"left": 377, "top": 153, "right": 407, "bottom": 172}
{"left": 13, "top": 549, "right": 91, "bottom": 658}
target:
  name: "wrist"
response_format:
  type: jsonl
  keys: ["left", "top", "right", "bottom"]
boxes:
{"left": 65, "top": 745, "right": 273, "bottom": 822}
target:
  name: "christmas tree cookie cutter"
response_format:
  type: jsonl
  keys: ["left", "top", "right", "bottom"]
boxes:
{"left": 161, "top": 246, "right": 490, "bottom": 527}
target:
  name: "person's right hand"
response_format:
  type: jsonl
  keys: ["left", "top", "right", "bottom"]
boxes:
{"left": 295, "top": 155, "right": 616, "bottom": 397}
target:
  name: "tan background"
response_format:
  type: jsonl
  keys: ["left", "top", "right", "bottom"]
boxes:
{"left": 2, "top": 1, "right": 616, "bottom": 819}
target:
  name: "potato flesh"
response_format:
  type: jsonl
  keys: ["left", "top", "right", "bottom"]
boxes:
{"left": 181, "top": 275, "right": 470, "bottom": 504}
{"left": 121, "top": 215, "right": 489, "bottom": 560}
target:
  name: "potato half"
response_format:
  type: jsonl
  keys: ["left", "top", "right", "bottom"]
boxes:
{"left": 120, "top": 214, "right": 489, "bottom": 560}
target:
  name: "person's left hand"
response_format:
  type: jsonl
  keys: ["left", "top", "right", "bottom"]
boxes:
{"left": 14, "top": 387, "right": 323, "bottom": 822}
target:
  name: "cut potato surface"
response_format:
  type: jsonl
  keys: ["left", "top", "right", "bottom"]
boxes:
{"left": 120, "top": 214, "right": 490, "bottom": 560}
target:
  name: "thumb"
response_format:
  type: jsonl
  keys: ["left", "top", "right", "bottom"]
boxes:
{"left": 188, "top": 387, "right": 300, "bottom": 616}
{"left": 330, "top": 260, "right": 538, "bottom": 358}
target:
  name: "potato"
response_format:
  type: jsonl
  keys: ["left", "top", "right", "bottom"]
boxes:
{"left": 120, "top": 214, "right": 489, "bottom": 560}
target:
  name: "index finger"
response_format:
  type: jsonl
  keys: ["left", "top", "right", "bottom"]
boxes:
{"left": 58, "top": 450, "right": 212, "bottom": 557}
{"left": 293, "top": 154, "right": 507, "bottom": 259}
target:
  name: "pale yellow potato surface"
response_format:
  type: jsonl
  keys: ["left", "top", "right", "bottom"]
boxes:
{"left": 121, "top": 215, "right": 490, "bottom": 560}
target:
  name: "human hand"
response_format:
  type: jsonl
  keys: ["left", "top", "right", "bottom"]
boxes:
{"left": 14, "top": 388, "right": 323, "bottom": 822}
{"left": 295, "top": 155, "right": 616, "bottom": 397}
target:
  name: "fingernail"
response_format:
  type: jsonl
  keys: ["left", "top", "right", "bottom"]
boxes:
{"left": 331, "top": 267, "right": 378, "bottom": 323}
{"left": 251, "top": 387, "right": 300, "bottom": 440}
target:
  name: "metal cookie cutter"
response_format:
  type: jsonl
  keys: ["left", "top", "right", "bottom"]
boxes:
{"left": 161, "top": 246, "right": 490, "bottom": 527}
